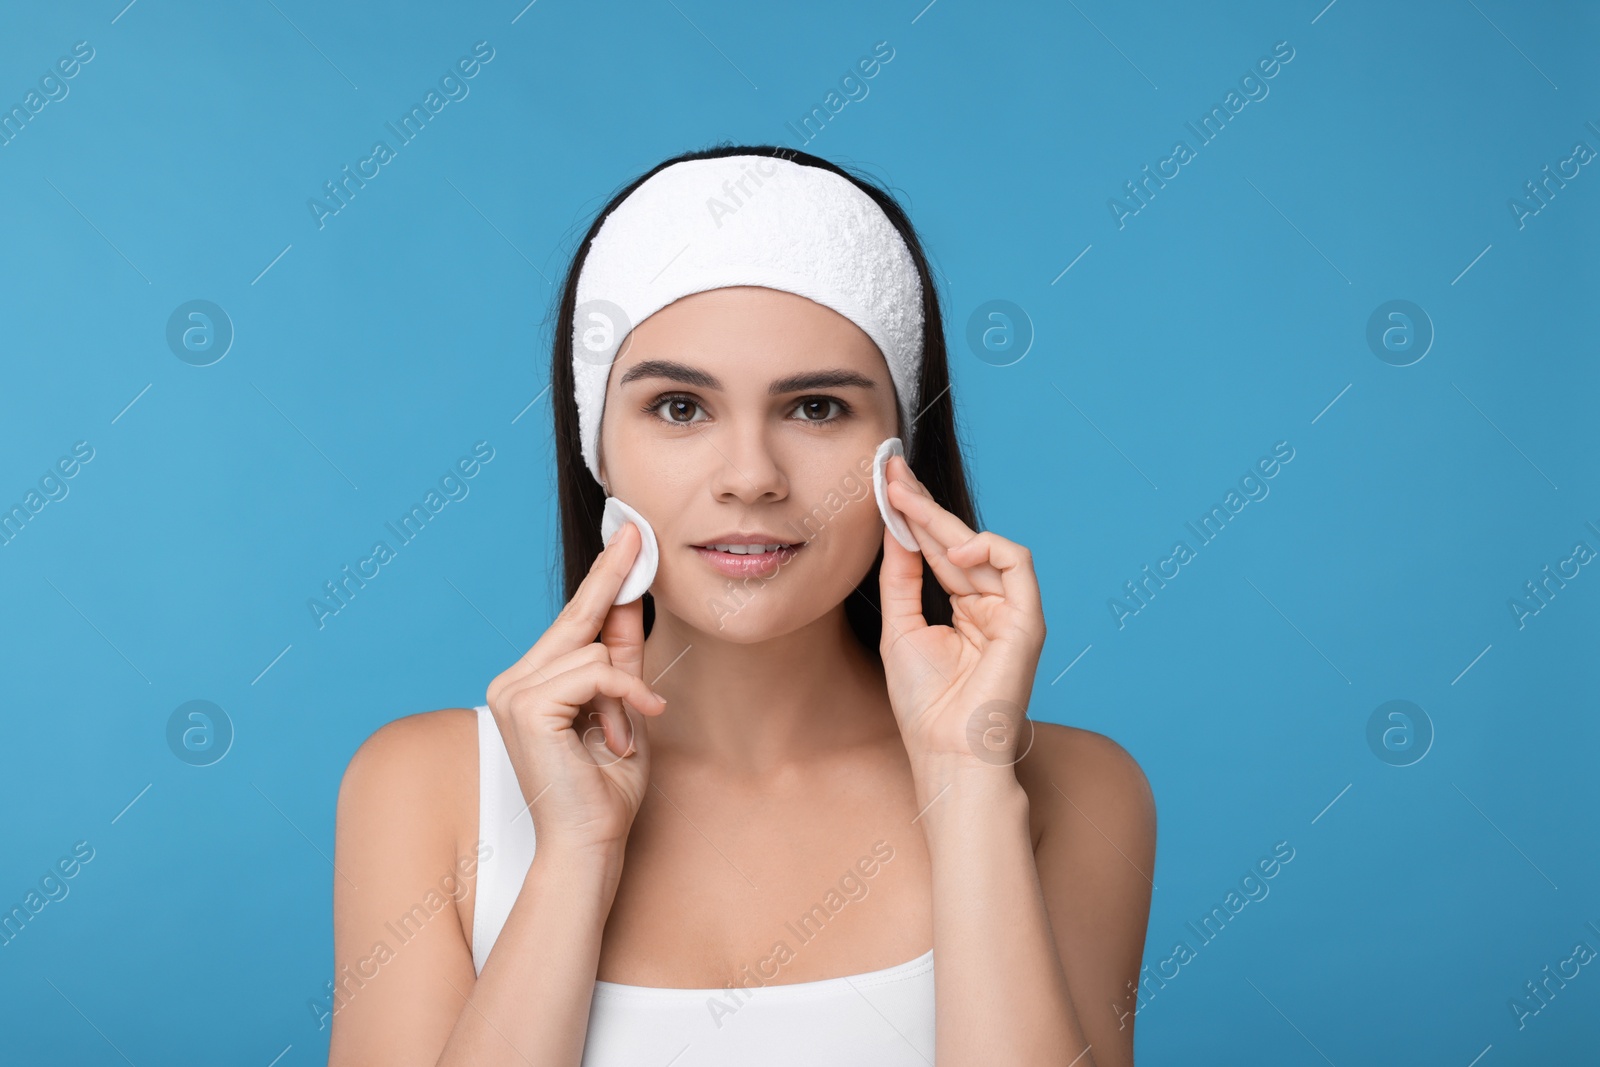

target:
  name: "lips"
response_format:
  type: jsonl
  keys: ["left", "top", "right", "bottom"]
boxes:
{"left": 690, "top": 540, "right": 803, "bottom": 579}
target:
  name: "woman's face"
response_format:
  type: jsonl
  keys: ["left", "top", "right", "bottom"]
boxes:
{"left": 597, "top": 285, "right": 901, "bottom": 641}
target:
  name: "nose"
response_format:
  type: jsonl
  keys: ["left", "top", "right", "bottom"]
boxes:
{"left": 705, "top": 420, "right": 788, "bottom": 505}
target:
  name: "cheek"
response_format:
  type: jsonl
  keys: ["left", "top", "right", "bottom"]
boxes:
{"left": 829, "top": 489, "right": 886, "bottom": 564}
{"left": 790, "top": 483, "right": 884, "bottom": 590}
{"left": 619, "top": 464, "right": 698, "bottom": 521}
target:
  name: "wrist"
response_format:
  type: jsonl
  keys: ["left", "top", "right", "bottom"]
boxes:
{"left": 910, "top": 757, "right": 1029, "bottom": 842}
{"left": 530, "top": 839, "right": 627, "bottom": 899}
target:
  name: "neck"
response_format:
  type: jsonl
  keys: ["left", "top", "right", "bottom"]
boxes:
{"left": 640, "top": 604, "right": 897, "bottom": 775}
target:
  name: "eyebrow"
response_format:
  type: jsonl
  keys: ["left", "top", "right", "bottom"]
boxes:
{"left": 616, "top": 359, "right": 878, "bottom": 395}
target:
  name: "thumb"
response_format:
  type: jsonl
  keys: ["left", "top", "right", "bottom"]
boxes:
{"left": 599, "top": 596, "right": 646, "bottom": 681}
{"left": 597, "top": 521, "right": 648, "bottom": 681}
{"left": 878, "top": 523, "right": 928, "bottom": 645}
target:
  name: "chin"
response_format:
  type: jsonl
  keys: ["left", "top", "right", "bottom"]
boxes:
{"left": 652, "top": 568, "right": 824, "bottom": 643}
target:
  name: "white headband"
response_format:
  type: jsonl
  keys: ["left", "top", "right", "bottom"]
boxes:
{"left": 570, "top": 154, "right": 925, "bottom": 485}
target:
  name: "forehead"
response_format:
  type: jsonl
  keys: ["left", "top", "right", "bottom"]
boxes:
{"left": 614, "top": 286, "right": 887, "bottom": 383}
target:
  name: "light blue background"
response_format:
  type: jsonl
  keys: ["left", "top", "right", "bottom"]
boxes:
{"left": 2, "top": 0, "right": 1596, "bottom": 1063}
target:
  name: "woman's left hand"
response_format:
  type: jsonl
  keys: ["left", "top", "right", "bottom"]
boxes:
{"left": 877, "top": 454, "right": 1047, "bottom": 775}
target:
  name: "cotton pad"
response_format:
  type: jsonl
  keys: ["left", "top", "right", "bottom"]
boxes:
{"left": 599, "top": 496, "right": 659, "bottom": 605}
{"left": 873, "top": 437, "right": 920, "bottom": 553}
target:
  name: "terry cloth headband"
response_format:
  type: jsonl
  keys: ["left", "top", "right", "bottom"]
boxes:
{"left": 570, "top": 153, "right": 926, "bottom": 485}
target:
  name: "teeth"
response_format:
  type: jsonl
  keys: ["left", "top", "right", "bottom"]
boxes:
{"left": 709, "top": 543, "right": 790, "bottom": 554}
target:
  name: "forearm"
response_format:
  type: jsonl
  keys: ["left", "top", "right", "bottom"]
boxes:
{"left": 916, "top": 760, "right": 1093, "bottom": 1067}
{"left": 435, "top": 844, "right": 624, "bottom": 1067}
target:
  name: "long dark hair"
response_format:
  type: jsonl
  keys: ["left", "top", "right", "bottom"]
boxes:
{"left": 548, "top": 143, "right": 980, "bottom": 650}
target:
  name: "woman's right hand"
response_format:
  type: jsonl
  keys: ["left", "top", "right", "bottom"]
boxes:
{"left": 485, "top": 520, "right": 666, "bottom": 861}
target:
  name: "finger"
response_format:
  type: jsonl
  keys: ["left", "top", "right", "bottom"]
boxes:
{"left": 489, "top": 636, "right": 611, "bottom": 707}
{"left": 886, "top": 460, "right": 1002, "bottom": 597}
{"left": 533, "top": 660, "right": 667, "bottom": 726}
{"left": 599, "top": 594, "right": 646, "bottom": 682}
{"left": 496, "top": 642, "right": 668, "bottom": 726}
{"left": 503, "top": 642, "right": 643, "bottom": 747}
{"left": 590, "top": 698, "right": 657, "bottom": 767}
{"left": 886, "top": 455, "right": 980, "bottom": 550}
{"left": 878, "top": 522, "right": 929, "bottom": 648}
{"left": 495, "top": 522, "right": 643, "bottom": 692}
{"left": 948, "top": 530, "right": 1044, "bottom": 624}
{"left": 575, "top": 702, "right": 638, "bottom": 763}
{"left": 496, "top": 670, "right": 658, "bottom": 772}
{"left": 555, "top": 642, "right": 642, "bottom": 762}
{"left": 552, "top": 518, "right": 643, "bottom": 644}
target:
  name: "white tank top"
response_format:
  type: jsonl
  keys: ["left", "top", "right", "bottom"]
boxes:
{"left": 469, "top": 705, "right": 937, "bottom": 1064}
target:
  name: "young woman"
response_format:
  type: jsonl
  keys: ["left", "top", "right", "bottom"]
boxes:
{"left": 329, "top": 144, "right": 1156, "bottom": 1066}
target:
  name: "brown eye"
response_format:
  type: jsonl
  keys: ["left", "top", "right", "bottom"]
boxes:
{"left": 650, "top": 396, "right": 706, "bottom": 424}
{"left": 794, "top": 397, "right": 844, "bottom": 422}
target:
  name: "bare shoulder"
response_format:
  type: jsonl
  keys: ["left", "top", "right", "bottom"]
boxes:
{"left": 339, "top": 706, "right": 479, "bottom": 818}
{"left": 342, "top": 705, "right": 478, "bottom": 772}
{"left": 1013, "top": 721, "right": 1156, "bottom": 853}
{"left": 336, "top": 707, "right": 482, "bottom": 931}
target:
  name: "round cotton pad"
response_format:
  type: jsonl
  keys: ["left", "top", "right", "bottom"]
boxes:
{"left": 873, "top": 437, "right": 920, "bottom": 553}
{"left": 599, "top": 496, "right": 660, "bottom": 605}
